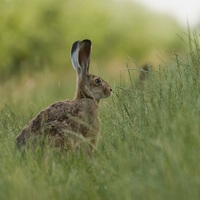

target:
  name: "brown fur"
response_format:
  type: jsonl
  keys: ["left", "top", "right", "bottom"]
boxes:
{"left": 16, "top": 99, "right": 99, "bottom": 152}
{"left": 15, "top": 39, "right": 112, "bottom": 153}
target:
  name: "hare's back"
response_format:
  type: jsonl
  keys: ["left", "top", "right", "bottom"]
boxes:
{"left": 41, "top": 99, "right": 98, "bottom": 119}
{"left": 23, "top": 99, "right": 98, "bottom": 133}
{"left": 16, "top": 99, "right": 99, "bottom": 149}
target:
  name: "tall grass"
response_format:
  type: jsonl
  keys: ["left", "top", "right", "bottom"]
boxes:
{"left": 0, "top": 31, "right": 200, "bottom": 200}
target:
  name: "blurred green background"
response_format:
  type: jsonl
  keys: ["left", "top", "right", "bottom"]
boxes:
{"left": 0, "top": 0, "right": 185, "bottom": 79}
{"left": 1, "top": 0, "right": 190, "bottom": 110}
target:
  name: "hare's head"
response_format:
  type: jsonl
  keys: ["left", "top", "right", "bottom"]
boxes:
{"left": 71, "top": 39, "right": 112, "bottom": 101}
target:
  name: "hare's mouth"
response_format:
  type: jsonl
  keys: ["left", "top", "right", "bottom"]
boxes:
{"left": 103, "top": 87, "right": 112, "bottom": 98}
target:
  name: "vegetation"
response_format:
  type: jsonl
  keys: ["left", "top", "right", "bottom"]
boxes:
{"left": 0, "top": 29, "right": 200, "bottom": 199}
{"left": 1, "top": 0, "right": 199, "bottom": 198}
{"left": 0, "top": 0, "right": 184, "bottom": 79}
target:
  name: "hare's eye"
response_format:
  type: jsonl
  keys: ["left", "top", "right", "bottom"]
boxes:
{"left": 95, "top": 78, "right": 102, "bottom": 85}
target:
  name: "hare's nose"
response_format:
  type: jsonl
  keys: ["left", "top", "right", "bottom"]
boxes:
{"left": 109, "top": 88, "right": 113, "bottom": 92}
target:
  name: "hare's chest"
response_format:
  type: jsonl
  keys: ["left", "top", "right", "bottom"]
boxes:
{"left": 62, "top": 99, "right": 100, "bottom": 137}
{"left": 77, "top": 108, "right": 99, "bottom": 132}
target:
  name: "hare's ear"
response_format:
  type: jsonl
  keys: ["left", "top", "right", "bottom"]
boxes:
{"left": 78, "top": 39, "right": 91, "bottom": 76}
{"left": 71, "top": 40, "right": 81, "bottom": 74}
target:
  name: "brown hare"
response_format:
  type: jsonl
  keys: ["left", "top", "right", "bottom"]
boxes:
{"left": 15, "top": 39, "right": 112, "bottom": 153}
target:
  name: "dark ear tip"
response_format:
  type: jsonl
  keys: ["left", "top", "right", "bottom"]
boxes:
{"left": 81, "top": 39, "right": 92, "bottom": 46}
